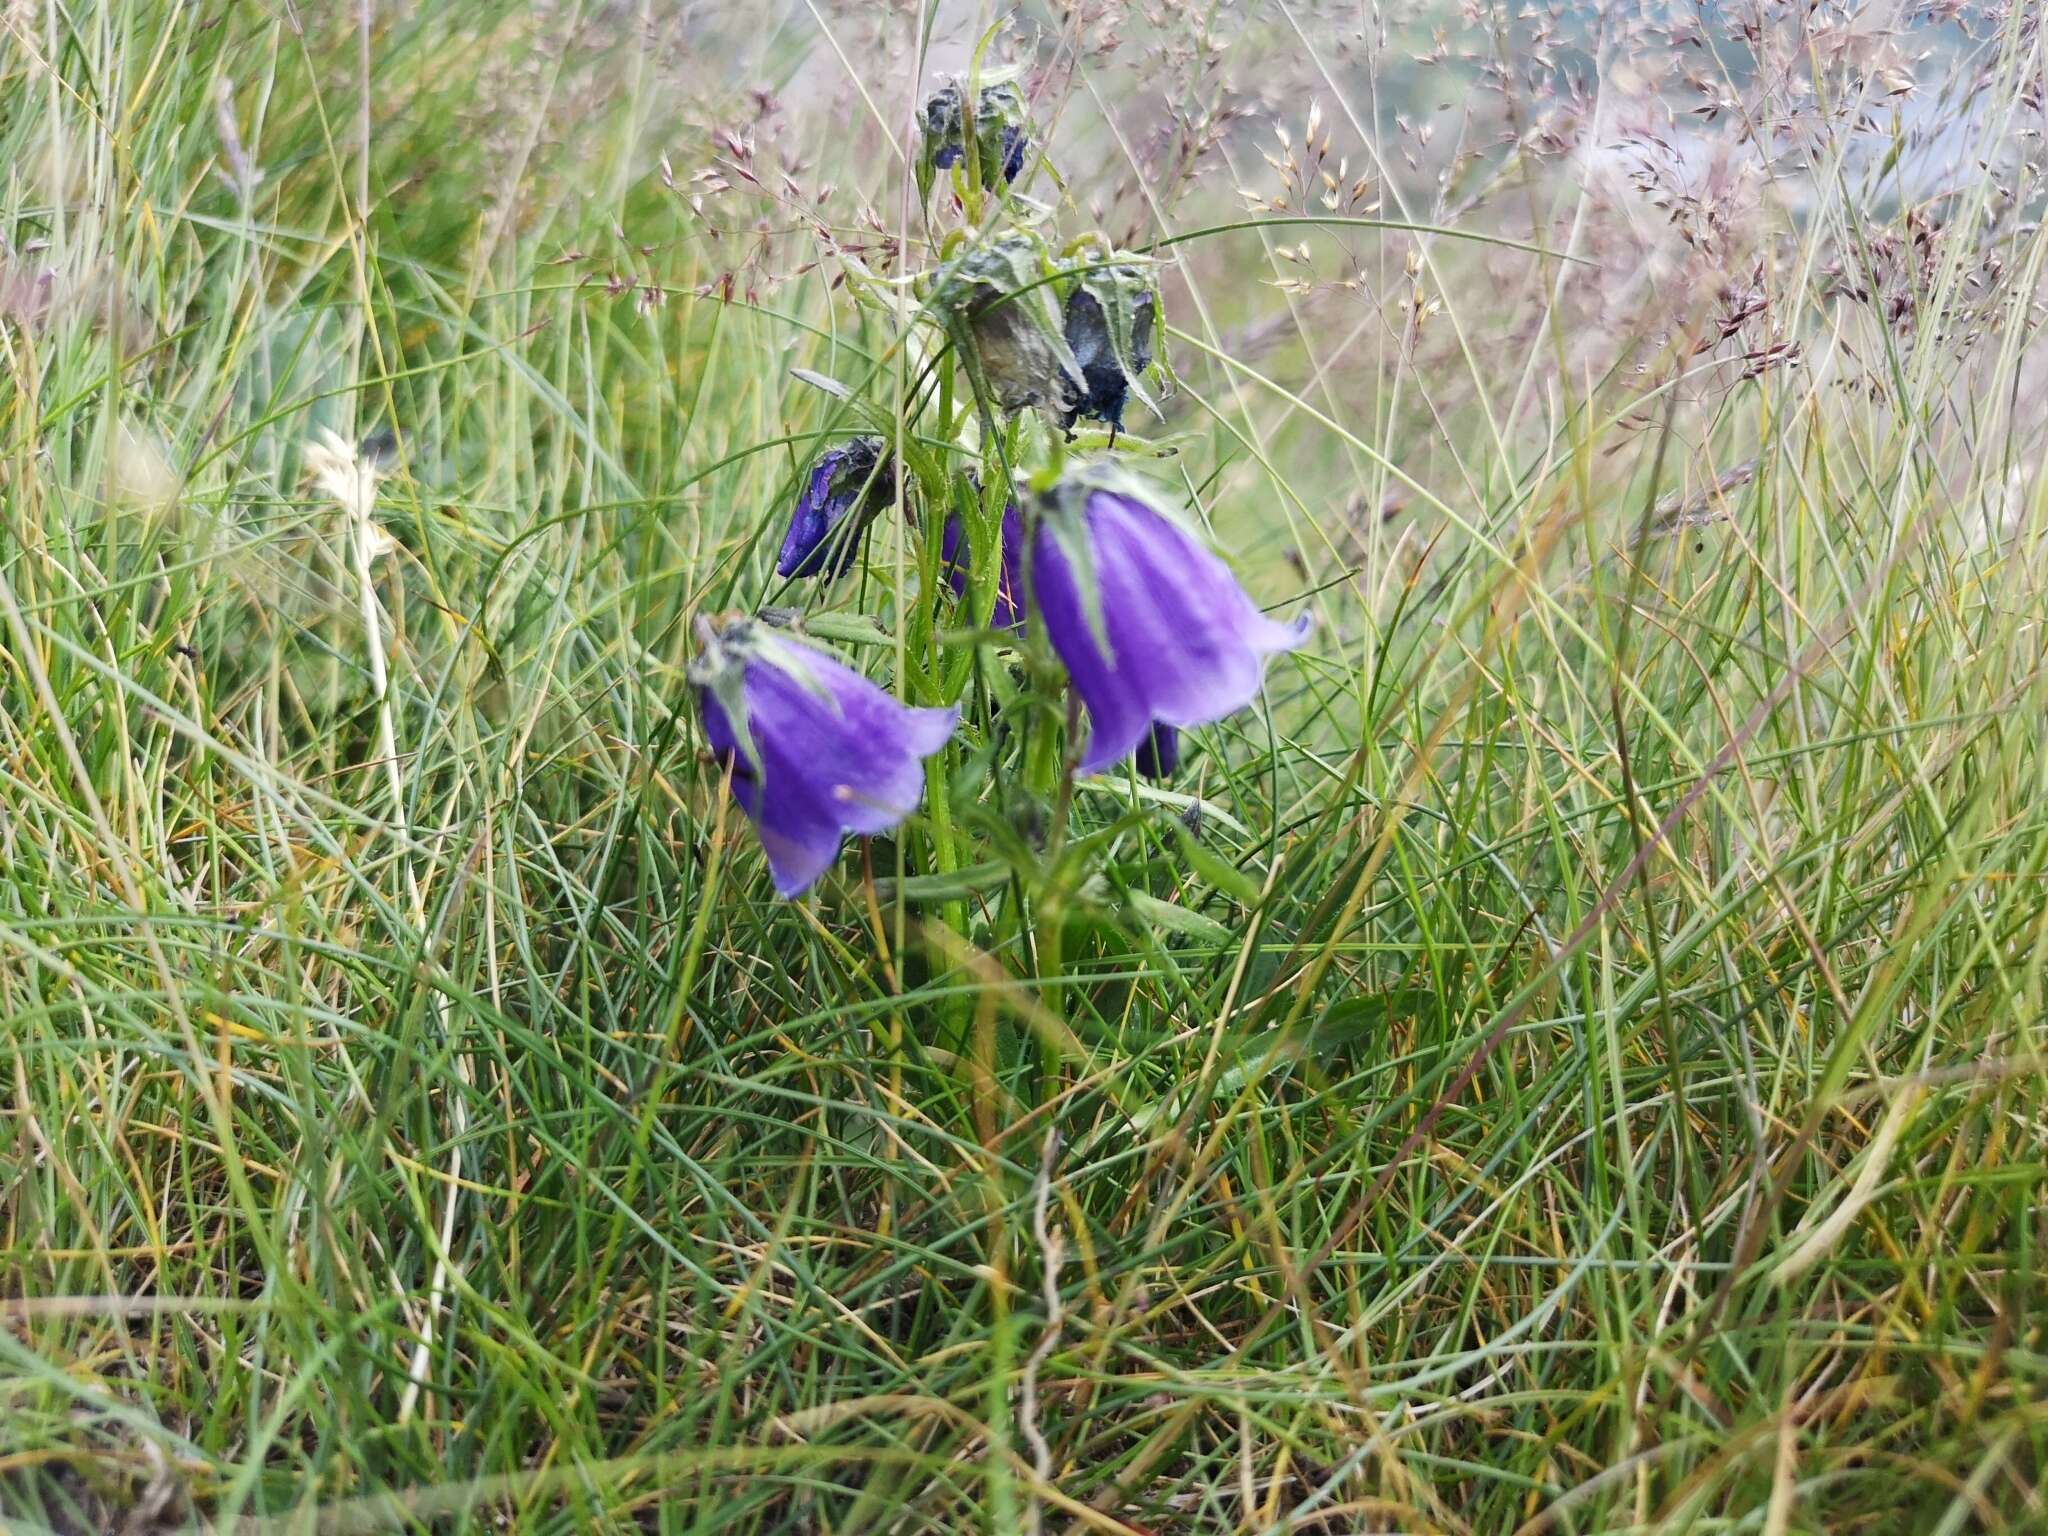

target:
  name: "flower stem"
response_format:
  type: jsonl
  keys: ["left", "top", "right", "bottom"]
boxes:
{"left": 1023, "top": 694, "right": 1079, "bottom": 1100}
{"left": 924, "top": 752, "right": 967, "bottom": 945}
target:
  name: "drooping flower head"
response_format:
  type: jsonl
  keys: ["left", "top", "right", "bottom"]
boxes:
{"left": 941, "top": 497, "right": 1026, "bottom": 632}
{"left": 1059, "top": 258, "right": 1164, "bottom": 437}
{"left": 918, "top": 75, "right": 1031, "bottom": 201}
{"left": 1134, "top": 723, "right": 1180, "bottom": 780}
{"left": 930, "top": 233, "right": 1083, "bottom": 416}
{"left": 1028, "top": 465, "right": 1310, "bottom": 776}
{"left": 777, "top": 436, "right": 895, "bottom": 579}
{"left": 692, "top": 615, "right": 959, "bottom": 897}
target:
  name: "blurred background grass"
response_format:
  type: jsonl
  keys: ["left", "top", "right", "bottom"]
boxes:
{"left": 3, "top": 0, "right": 2046, "bottom": 1530}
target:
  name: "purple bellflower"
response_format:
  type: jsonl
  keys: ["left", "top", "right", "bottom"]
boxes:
{"left": 1029, "top": 467, "right": 1310, "bottom": 776}
{"left": 777, "top": 437, "right": 893, "bottom": 580}
{"left": 941, "top": 499, "right": 1026, "bottom": 631}
{"left": 692, "top": 616, "right": 958, "bottom": 897}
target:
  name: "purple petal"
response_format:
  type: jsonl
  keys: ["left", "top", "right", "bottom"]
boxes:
{"left": 776, "top": 461, "right": 855, "bottom": 578}
{"left": 941, "top": 515, "right": 965, "bottom": 591}
{"left": 741, "top": 752, "right": 849, "bottom": 897}
{"left": 1029, "top": 524, "right": 1159, "bottom": 773}
{"left": 1135, "top": 723, "right": 1179, "bottom": 779}
{"left": 700, "top": 686, "right": 829, "bottom": 893}
{"left": 699, "top": 687, "right": 741, "bottom": 763}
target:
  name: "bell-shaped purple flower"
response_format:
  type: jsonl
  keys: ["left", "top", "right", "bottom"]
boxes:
{"left": 777, "top": 437, "right": 893, "bottom": 579}
{"left": 1134, "top": 723, "right": 1180, "bottom": 780}
{"left": 692, "top": 617, "right": 958, "bottom": 897}
{"left": 1029, "top": 471, "right": 1310, "bottom": 776}
{"left": 940, "top": 500, "right": 1026, "bottom": 631}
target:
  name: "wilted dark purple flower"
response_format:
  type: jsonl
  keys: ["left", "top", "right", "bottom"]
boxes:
{"left": 1061, "top": 274, "right": 1156, "bottom": 436}
{"left": 941, "top": 500, "right": 1025, "bottom": 631}
{"left": 919, "top": 80, "right": 1030, "bottom": 199}
{"left": 969, "top": 294, "right": 1076, "bottom": 415}
{"left": 1134, "top": 723, "right": 1179, "bottom": 780}
{"left": 692, "top": 616, "right": 958, "bottom": 897}
{"left": 1030, "top": 471, "right": 1309, "bottom": 775}
{"left": 777, "top": 437, "right": 893, "bottom": 579}
{"left": 932, "top": 127, "right": 1027, "bottom": 182}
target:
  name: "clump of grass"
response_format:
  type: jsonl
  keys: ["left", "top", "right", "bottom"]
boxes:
{"left": 4, "top": 2, "right": 2047, "bottom": 1532}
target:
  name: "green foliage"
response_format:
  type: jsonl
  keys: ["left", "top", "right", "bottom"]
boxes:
{"left": 3, "top": 2, "right": 2047, "bottom": 1533}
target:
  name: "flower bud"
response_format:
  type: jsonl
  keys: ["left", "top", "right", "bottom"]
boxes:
{"left": 776, "top": 436, "right": 894, "bottom": 579}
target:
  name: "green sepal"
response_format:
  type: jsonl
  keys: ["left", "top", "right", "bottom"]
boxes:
{"left": 930, "top": 231, "right": 1086, "bottom": 415}
{"left": 799, "top": 611, "right": 894, "bottom": 649}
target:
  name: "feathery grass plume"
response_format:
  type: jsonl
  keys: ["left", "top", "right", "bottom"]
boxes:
{"left": 303, "top": 427, "right": 396, "bottom": 562}
{"left": 109, "top": 420, "right": 177, "bottom": 510}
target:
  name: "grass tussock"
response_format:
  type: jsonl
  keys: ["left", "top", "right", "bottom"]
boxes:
{"left": 3, "top": 1, "right": 2047, "bottom": 1531}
